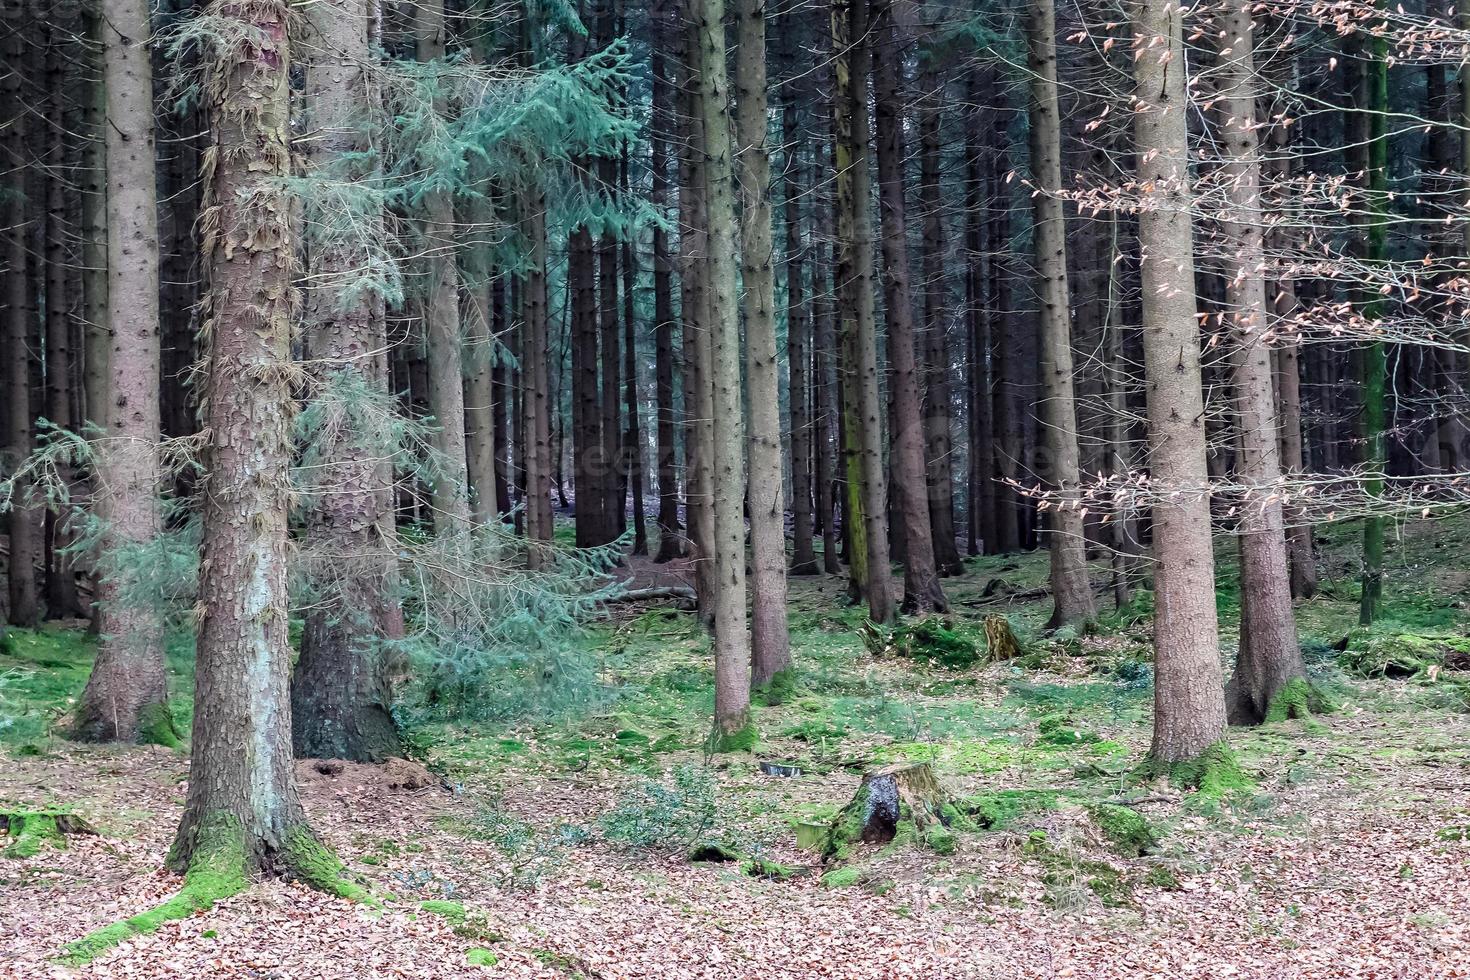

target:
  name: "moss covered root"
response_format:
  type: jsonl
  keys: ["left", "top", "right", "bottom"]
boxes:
{"left": 709, "top": 721, "right": 759, "bottom": 754}
{"left": 753, "top": 668, "right": 799, "bottom": 706}
{"left": 59, "top": 814, "right": 247, "bottom": 965}
{"left": 283, "top": 826, "right": 376, "bottom": 904}
{"left": 1263, "top": 678, "right": 1333, "bottom": 724}
{"left": 138, "top": 701, "right": 183, "bottom": 749}
{"left": 1135, "top": 742, "right": 1253, "bottom": 798}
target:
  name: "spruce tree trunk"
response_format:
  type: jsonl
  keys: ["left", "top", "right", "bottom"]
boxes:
{"left": 650, "top": 1, "right": 685, "bottom": 564}
{"left": 1214, "top": 2, "right": 1306, "bottom": 725}
{"left": 783, "top": 80, "right": 818, "bottom": 576}
{"left": 72, "top": 0, "right": 171, "bottom": 740}
{"left": 733, "top": 0, "right": 792, "bottom": 687}
{"left": 571, "top": 223, "right": 604, "bottom": 547}
{"left": 833, "top": 0, "right": 895, "bottom": 623}
{"left": 966, "top": 72, "right": 998, "bottom": 555}
{"left": 3, "top": 23, "right": 42, "bottom": 629}
{"left": 679, "top": 12, "right": 717, "bottom": 624}
{"left": 1026, "top": 0, "right": 1095, "bottom": 629}
{"left": 871, "top": 0, "right": 945, "bottom": 614}
{"left": 80, "top": 3, "right": 109, "bottom": 430}
{"left": 621, "top": 203, "right": 648, "bottom": 556}
{"left": 289, "top": 0, "right": 404, "bottom": 762}
{"left": 42, "top": 34, "right": 83, "bottom": 619}
{"left": 415, "top": 0, "right": 470, "bottom": 529}
{"left": 917, "top": 68, "right": 961, "bottom": 576}
{"left": 171, "top": 0, "right": 318, "bottom": 870}
{"left": 521, "top": 192, "right": 555, "bottom": 560}
{"left": 989, "top": 106, "right": 1022, "bottom": 555}
{"left": 814, "top": 235, "right": 842, "bottom": 575}
{"left": 693, "top": 0, "right": 754, "bottom": 743}
{"left": 1130, "top": 0, "right": 1227, "bottom": 762}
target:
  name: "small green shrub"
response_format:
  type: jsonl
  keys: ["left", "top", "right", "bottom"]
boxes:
{"left": 599, "top": 764, "right": 717, "bottom": 852}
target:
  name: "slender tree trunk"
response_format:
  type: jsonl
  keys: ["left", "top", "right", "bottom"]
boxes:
{"left": 989, "top": 106, "right": 1022, "bottom": 555}
{"left": 651, "top": 0, "right": 685, "bottom": 564}
{"left": 783, "top": 78, "right": 818, "bottom": 576}
{"left": 81, "top": 3, "right": 109, "bottom": 430}
{"left": 415, "top": 0, "right": 469, "bottom": 529}
{"left": 1214, "top": 2, "right": 1307, "bottom": 725}
{"left": 171, "top": 0, "right": 324, "bottom": 873}
{"left": 1358, "top": 10, "right": 1388, "bottom": 625}
{"left": 833, "top": 0, "right": 894, "bottom": 623}
{"left": 967, "top": 74, "right": 997, "bottom": 555}
{"left": 1026, "top": 0, "right": 1095, "bottom": 629}
{"left": 693, "top": 0, "right": 754, "bottom": 743}
{"left": 1130, "top": 0, "right": 1227, "bottom": 763}
{"left": 871, "top": 0, "right": 945, "bottom": 614}
{"left": 917, "top": 68, "right": 961, "bottom": 576}
{"left": 733, "top": 0, "right": 791, "bottom": 686}
{"left": 288, "top": 0, "right": 404, "bottom": 762}
{"left": 814, "top": 234, "right": 841, "bottom": 575}
{"left": 621, "top": 170, "right": 648, "bottom": 556}
{"left": 679, "top": 11, "right": 717, "bottom": 624}
{"left": 3, "top": 23, "right": 42, "bottom": 628}
{"left": 521, "top": 189, "right": 555, "bottom": 560}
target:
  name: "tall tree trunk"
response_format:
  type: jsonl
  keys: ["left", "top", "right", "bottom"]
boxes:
{"left": 3, "top": 23, "right": 42, "bottom": 628}
{"left": 693, "top": 0, "right": 755, "bottom": 744}
{"left": 1358, "top": 10, "right": 1388, "bottom": 625}
{"left": 1026, "top": 0, "right": 1095, "bottom": 628}
{"left": 1214, "top": 2, "right": 1307, "bottom": 725}
{"left": 170, "top": 0, "right": 325, "bottom": 874}
{"left": 651, "top": 0, "right": 686, "bottom": 564}
{"left": 679, "top": 11, "right": 717, "bottom": 624}
{"left": 989, "top": 104, "right": 1022, "bottom": 555}
{"left": 783, "top": 75, "right": 818, "bottom": 576}
{"left": 814, "top": 233, "right": 841, "bottom": 575}
{"left": 416, "top": 0, "right": 470, "bottom": 529}
{"left": 833, "top": 0, "right": 895, "bottom": 623}
{"left": 1130, "top": 0, "right": 1228, "bottom": 763}
{"left": 733, "top": 0, "right": 792, "bottom": 687}
{"left": 966, "top": 73, "right": 997, "bottom": 555}
{"left": 81, "top": 3, "right": 110, "bottom": 430}
{"left": 72, "top": 0, "right": 172, "bottom": 740}
{"left": 521, "top": 188, "right": 555, "bottom": 561}
{"left": 42, "top": 31, "right": 83, "bottom": 619}
{"left": 871, "top": 0, "right": 945, "bottom": 614}
{"left": 621, "top": 164, "right": 648, "bottom": 556}
{"left": 289, "top": 0, "right": 404, "bottom": 762}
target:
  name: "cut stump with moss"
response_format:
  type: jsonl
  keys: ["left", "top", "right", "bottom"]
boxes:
{"left": 821, "top": 762, "right": 954, "bottom": 860}
{"left": 984, "top": 615, "right": 1021, "bottom": 663}
{"left": 2, "top": 810, "right": 99, "bottom": 859}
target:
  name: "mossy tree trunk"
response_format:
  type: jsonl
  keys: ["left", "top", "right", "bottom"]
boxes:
{"left": 72, "top": 0, "right": 171, "bottom": 742}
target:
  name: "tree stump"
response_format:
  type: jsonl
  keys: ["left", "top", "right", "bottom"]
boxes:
{"left": 984, "top": 615, "right": 1022, "bottom": 662}
{"left": 821, "top": 762, "right": 954, "bottom": 859}
{"left": 2, "top": 810, "right": 99, "bottom": 858}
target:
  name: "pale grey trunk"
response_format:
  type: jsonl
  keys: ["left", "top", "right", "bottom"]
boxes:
{"left": 1130, "top": 0, "right": 1227, "bottom": 762}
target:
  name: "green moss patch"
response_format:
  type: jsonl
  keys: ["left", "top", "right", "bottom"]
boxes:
{"left": 1263, "top": 678, "right": 1333, "bottom": 723}
{"left": 283, "top": 826, "right": 375, "bottom": 904}
{"left": 1135, "top": 742, "right": 1253, "bottom": 799}
{"left": 861, "top": 618, "right": 981, "bottom": 669}
{"left": 961, "top": 790, "right": 1063, "bottom": 830}
{"left": 138, "top": 701, "right": 183, "bottom": 749}
{"left": 467, "top": 948, "right": 499, "bottom": 967}
{"left": 709, "top": 722, "right": 759, "bottom": 754}
{"left": 821, "top": 865, "right": 861, "bottom": 888}
{"left": 1339, "top": 629, "right": 1470, "bottom": 679}
{"left": 741, "top": 857, "right": 797, "bottom": 880}
{"left": 1037, "top": 714, "right": 1102, "bottom": 746}
{"left": 420, "top": 900, "right": 467, "bottom": 925}
{"left": 59, "top": 813, "right": 247, "bottom": 965}
{"left": 1086, "top": 803, "right": 1159, "bottom": 857}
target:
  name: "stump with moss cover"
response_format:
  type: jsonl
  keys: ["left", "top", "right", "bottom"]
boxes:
{"left": 1339, "top": 629, "right": 1470, "bottom": 678}
{"left": 983, "top": 615, "right": 1021, "bottom": 662}
{"left": 860, "top": 619, "right": 980, "bottom": 669}
{"left": 1135, "top": 742, "right": 1252, "bottom": 798}
{"left": 60, "top": 814, "right": 248, "bottom": 965}
{"left": 821, "top": 762, "right": 954, "bottom": 860}
{"left": 2, "top": 810, "right": 97, "bottom": 859}
{"left": 1087, "top": 803, "right": 1159, "bottom": 856}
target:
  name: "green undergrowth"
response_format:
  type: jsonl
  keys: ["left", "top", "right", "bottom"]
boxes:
{"left": 1135, "top": 743, "right": 1254, "bottom": 799}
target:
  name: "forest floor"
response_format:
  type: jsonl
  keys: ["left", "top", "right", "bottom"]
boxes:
{"left": 3, "top": 518, "right": 1470, "bottom": 979}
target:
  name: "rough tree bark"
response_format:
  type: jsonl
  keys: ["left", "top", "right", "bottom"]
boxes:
{"left": 170, "top": 0, "right": 338, "bottom": 880}
{"left": 1026, "top": 0, "right": 1095, "bottom": 629}
{"left": 871, "top": 0, "right": 946, "bottom": 614}
{"left": 1130, "top": 0, "right": 1228, "bottom": 763}
{"left": 71, "top": 0, "right": 172, "bottom": 741}
{"left": 289, "top": 0, "right": 404, "bottom": 762}
{"left": 733, "top": 0, "right": 792, "bottom": 688}
{"left": 693, "top": 0, "right": 755, "bottom": 745}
